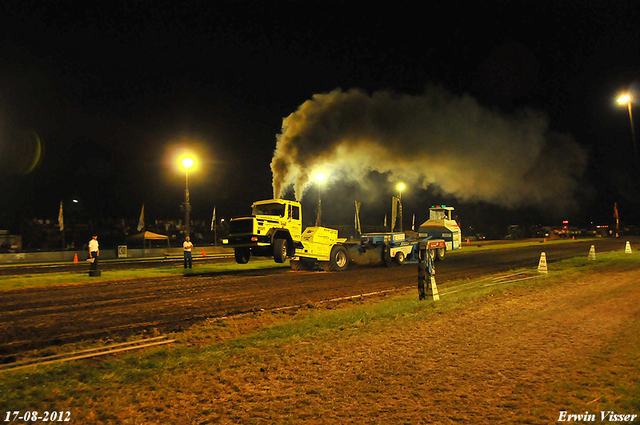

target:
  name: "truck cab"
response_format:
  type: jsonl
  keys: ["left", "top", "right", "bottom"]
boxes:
{"left": 224, "top": 198, "right": 350, "bottom": 271}
{"left": 251, "top": 199, "right": 303, "bottom": 243}
{"left": 224, "top": 199, "right": 302, "bottom": 263}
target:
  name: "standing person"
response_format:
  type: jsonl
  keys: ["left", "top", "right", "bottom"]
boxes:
{"left": 183, "top": 236, "right": 193, "bottom": 268}
{"left": 88, "top": 235, "right": 99, "bottom": 272}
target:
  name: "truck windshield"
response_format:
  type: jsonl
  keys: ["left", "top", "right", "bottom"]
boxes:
{"left": 253, "top": 203, "right": 286, "bottom": 217}
{"left": 430, "top": 210, "right": 447, "bottom": 220}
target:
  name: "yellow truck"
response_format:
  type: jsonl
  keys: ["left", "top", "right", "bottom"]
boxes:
{"left": 222, "top": 199, "right": 350, "bottom": 271}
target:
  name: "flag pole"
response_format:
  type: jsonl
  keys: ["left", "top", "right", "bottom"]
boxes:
{"left": 211, "top": 207, "right": 217, "bottom": 246}
{"left": 59, "top": 200, "right": 65, "bottom": 261}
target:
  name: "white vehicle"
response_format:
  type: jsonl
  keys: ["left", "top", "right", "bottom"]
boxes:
{"left": 417, "top": 205, "right": 462, "bottom": 260}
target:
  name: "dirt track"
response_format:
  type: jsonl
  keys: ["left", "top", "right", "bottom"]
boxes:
{"left": 1, "top": 238, "right": 636, "bottom": 360}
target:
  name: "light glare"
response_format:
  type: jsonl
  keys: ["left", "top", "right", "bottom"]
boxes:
{"left": 617, "top": 94, "right": 631, "bottom": 104}
{"left": 182, "top": 157, "right": 195, "bottom": 169}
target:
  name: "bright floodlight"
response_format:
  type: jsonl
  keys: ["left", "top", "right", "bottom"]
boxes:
{"left": 182, "top": 157, "right": 194, "bottom": 169}
{"left": 316, "top": 172, "right": 326, "bottom": 183}
{"left": 617, "top": 94, "right": 631, "bottom": 104}
{"left": 398, "top": 183, "right": 405, "bottom": 191}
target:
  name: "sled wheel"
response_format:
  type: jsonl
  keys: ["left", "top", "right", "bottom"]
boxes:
{"left": 394, "top": 251, "right": 405, "bottom": 265}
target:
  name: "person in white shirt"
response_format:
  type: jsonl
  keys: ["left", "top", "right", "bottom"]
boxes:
{"left": 88, "top": 235, "right": 99, "bottom": 271}
{"left": 183, "top": 236, "right": 194, "bottom": 268}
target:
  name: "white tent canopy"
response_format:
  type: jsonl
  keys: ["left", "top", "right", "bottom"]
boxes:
{"left": 126, "top": 231, "right": 170, "bottom": 247}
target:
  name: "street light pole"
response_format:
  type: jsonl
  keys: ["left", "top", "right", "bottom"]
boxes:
{"left": 185, "top": 168, "right": 190, "bottom": 238}
{"left": 397, "top": 183, "right": 405, "bottom": 232}
{"left": 617, "top": 94, "right": 640, "bottom": 166}
{"left": 315, "top": 172, "right": 326, "bottom": 227}
{"left": 182, "top": 157, "right": 194, "bottom": 238}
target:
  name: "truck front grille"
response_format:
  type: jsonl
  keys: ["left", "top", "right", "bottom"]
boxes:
{"left": 229, "top": 218, "right": 254, "bottom": 235}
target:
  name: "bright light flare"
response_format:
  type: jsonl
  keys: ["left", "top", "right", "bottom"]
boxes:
{"left": 617, "top": 94, "right": 632, "bottom": 104}
{"left": 181, "top": 157, "right": 195, "bottom": 169}
{"left": 397, "top": 183, "right": 405, "bottom": 191}
{"left": 165, "top": 140, "right": 208, "bottom": 178}
{"left": 316, "top": 172, "right": 326, "bottom": 183}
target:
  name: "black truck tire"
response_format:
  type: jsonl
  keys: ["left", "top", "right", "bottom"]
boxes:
{"left": 381, "top": 243, "right": 393, "bottom": 267}
{"left": 273, "top": 238, "right": 287, "bottom": 263}
{"left": 290, "top": 259, "right": 304, "bottom": 271}
{"left": 435, "top": 247, "right": 446, "bottom": 261}
{"left": 234, "top": 247, "right": 250, "bottom": 264}
{"left": 291, "top": 258, "right": 316, "bottom": 271}
{"left": 324, "top": 245, "right": 349, "bottom": 271}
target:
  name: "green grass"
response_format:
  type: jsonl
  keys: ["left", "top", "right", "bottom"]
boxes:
{"left": 0, "top": 260, "right": 288, "bottom": 290}
{"left": 453, "top": 237, "right": 601, "bottom": 254}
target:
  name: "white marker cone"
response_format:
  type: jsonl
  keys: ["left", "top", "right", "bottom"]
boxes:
{"left": 427, "top": 276, "right": 440, "bottom": 301}
{"left": 625, "top": 241, "right": 632, "bottom": 254}
{"left": 588, "top": 245, "right": 596, "bottom": 261}
{"left": 538, "top": 252, "right": 548, "bottom": 274}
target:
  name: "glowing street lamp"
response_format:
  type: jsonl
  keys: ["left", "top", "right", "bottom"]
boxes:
{"left": 617, "top": 93, "right": 640, "bottom": 164}
{"left": 315, "top": 172, "right": 326, "bottom": 227}
{"left": 397, "top": 183, "right": 405, "bottom": 232}
{"left": 182, "top": 157, "right": 194, "bottom": 169}
{"left": 181, "top": 157, "right": 195, "bottom": 237}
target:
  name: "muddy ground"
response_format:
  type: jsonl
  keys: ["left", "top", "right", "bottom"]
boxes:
{"left": 1, "top": 238, "right": 637, "bottom": 361}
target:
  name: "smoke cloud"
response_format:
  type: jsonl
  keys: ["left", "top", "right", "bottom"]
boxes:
{"left": 271, "top": 87, "right": 586, "bottom": 210}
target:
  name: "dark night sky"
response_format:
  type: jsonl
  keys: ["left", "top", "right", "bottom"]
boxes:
{"left": 1, "top": 0, "right": 640, "bottom": 236}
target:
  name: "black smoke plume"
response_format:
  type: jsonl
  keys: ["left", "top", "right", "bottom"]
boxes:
{"left": 271, "top": 87, "right": 586, "bottom": 211}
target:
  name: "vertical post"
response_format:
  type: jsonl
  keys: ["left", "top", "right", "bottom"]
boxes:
{"left": 185, "top": 168, "right": 191, "bottom": 238}
{"left": 617, "top": 94, "right": 640, "bottom": 180}
{"left": 315, "top": 172, "right": 326, "bottom": 227}
{"left": 627, "top": 101, "right": 640, "bottom": 185}
{"left": 398, "top": 196, "right": 403, "bottom": 232}
{"left": 397, "top": 183, "right": 405, "bottom": 232}
{"left": 418, "top": 246, "right": 439, "bottom": 300}
{"left": 59, "top": 199, "right": 65, "bottom": 261}
{"left": 354, "top": 200, "right": 362, "bottom": 239}
{"left": 627, "top": 101, "right": 639, "bottom": 160}
{"left": 418, "top": 247, "right": 427, "bottom": 300}
{"left": 316, "top": 195, "right": 322, "bottom": 227}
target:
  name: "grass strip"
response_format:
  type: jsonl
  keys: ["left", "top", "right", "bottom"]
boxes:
{"left": 453, "top": 237, "right": 601, "bottom": 253}
{"left": 0, "top": 260, "right": 287, "bottom": 290}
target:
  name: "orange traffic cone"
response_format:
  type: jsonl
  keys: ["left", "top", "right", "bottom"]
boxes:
{"left": 73, "top": 253, "right": 78, "bottom": 263}
{"left": 202, "top": 248, "right": 206, "bottom": 257}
